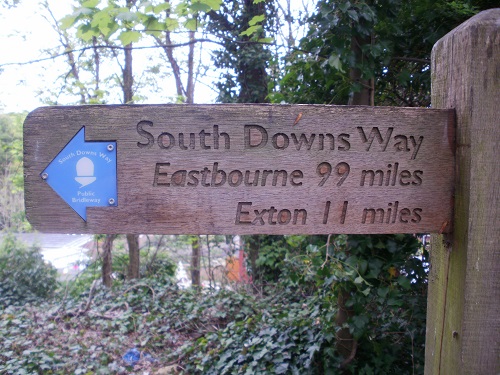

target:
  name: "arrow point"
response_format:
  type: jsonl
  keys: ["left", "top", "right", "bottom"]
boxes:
{"left": 42, "top": 127, "right": 117, "bottom": 222}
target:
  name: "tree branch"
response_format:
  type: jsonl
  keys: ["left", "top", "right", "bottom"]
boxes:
{"left": 392, "top": 56, "right": 430, "bottom": 64}
{"left": 0, "top": 38, "right": 274, "bottom": 68}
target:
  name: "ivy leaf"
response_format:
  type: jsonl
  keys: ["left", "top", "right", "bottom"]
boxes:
{"left": 152, "top": 2, "right": 171, "bottom": 14}
{"left": 387, "top": 298, "right": 404, "bottom": 306}
{"left": 240, "top": 25, "right": 261, "bottom": 37}
{"left": 73, "top": 7, "right": 94, "bottom": 17}
{"left": 60, "top": 15, "right": 77, "bottom": 30}
{"left": 328, "top": 55, "right": 343, "bottom": 72}
{"left": 397, "top": 275, "right": 411, "bottom": 290}
{"left": 118, "top": 30, "right": 141, "bottom": 45}
{"left": 352, "top": 314, "right": 369, "bottom": 338}
{"left": 377, "top": 287, "right": 389, "bottom": 298}
{"left": 202, "top": 0, "right": 222, "bottom": 11}
{"left": 344, "top": 269, "right": 355, "bottom": 277}
{"left": 82, "top": 0, "right": 100, "bottom": 8}
{"left": 307, "top": 343, "right": 320, "bottom": 360}
{"left": 358, "top": 259, "right": 368, "bottom": 275}
{"left": 175, "top": 2, "right": 188, "bottom": 16}
{"left": 354, "top": 276, "right": 364, "bottom": 285}
{"left": 77, "top": 24, "right": 99, "bottom": 42}
{"left": 347, "top": 9, "right": 359, "bottom": 22}
{"left": 275, "top": 362, "right": 289, "bottom": 374}
{"left": 258, "top": 37, "right": 273, "bottom": 43}
{"left": 249, "top": 14, "right": 265, "bottom": 26}
{"left": 116, "top": 11, "right": 138, "bottom": 22}
{"left": 398, "top": 69, "right": 412, "bottom": 85}
{"left": 190, "top": 2, "right": 211, "bottom": 13}
{"left": 145, "top": 18, "right": 165, "bottom": 36}
{"left": 184, "top": 18, "right": 198, "bottom": 31}
{"left": 165, "top": 18, "right": 179, "bottom": 31}
{"left": 91, "top": 10, "right": 113, "bottom": 35}
{"left": 338, "top": 1, "right": 351, "bottom": 13}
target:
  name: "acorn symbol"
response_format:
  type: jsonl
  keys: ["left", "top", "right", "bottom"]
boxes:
{"left": 74, "top": 157, "right": 97, "bottom": 188}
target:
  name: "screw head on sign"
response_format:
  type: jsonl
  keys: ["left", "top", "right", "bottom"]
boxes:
{"left": 107, "top": 144, "right": 114, "bottom": 151}
{"left": 41, "top": 173, "right": 48, "bottom": 180}
{"left": 108, "top": 198, "right": 115, "bottom": 205}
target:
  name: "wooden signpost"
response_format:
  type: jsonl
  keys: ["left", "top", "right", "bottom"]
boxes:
{"left": 24, "top": 104, "right": 454, "bottom": 234}
{"left": 424, "top": 9, "right": 499, "bottom": 375}
{"left": 22, "top": 9, "right": 499, "bottom": 375}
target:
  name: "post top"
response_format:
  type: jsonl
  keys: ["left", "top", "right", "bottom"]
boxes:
{"left": 436, "top": 8, "right": 500, "bottom": 45}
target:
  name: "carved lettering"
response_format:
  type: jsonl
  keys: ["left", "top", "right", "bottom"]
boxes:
{"left": 137, "top": 122, "right": 231, "bottom": 150}
{"left": 235, "top": 202, "right": 307, "bottom": 225}
{"left": 361, "top": 202, "right": 422, "bottom": 224}
{"left": 153, "top": 163, "right": 304, "bottom": 188}
{"left": 360, "top": 163, "right": 423, "bottom": 186}
{"left": 244, "top": 125, "right": 351, "bottom": 151}
{"left": 357, "top": 127, "right": 424, "bottom": 159}
{"left": 317, "top": 162, "right": 350, "bottom": 187}
{"left": 244, "top": 125, "right": 268, "bottom": 149}
{"left": 137, "top": 120, "right": 154, "bottom": 148}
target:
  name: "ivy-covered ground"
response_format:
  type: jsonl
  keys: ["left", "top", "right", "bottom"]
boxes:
{"left": 1, "top": 234, "right": 428, "bottom": 374}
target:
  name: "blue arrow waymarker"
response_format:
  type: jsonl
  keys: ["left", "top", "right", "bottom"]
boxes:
{"left": 41, "top": 127, "right": 117, "bottom": 221}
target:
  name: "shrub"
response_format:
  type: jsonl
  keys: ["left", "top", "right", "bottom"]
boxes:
{"left": 0, "top": 234, "right": 58, "bottom": 307}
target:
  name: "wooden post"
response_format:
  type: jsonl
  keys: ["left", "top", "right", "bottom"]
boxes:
{"left": 426, "top": 9, "right": 499, "bottom": 375}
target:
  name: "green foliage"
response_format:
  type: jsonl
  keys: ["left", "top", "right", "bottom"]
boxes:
{"left": 244, "top": 235, "right": 290, "bottom": 284}
{"left": 334, "top": 234, "right": 428, "bottom": 373}
{"left": 205, "top": 0, "right": 275, "bottom": 103}
{"left": 0, "top": 233, "right": 427, "bottom": 373}
{"left": 52, "top": 0, "right": 223, "bottom": 105}
{"left": 0, "top": 112, "right": 29, "bottom": 231}
{"left": 63, "top": 255, "right": 103, "bottom": 298}
{"left": 175, "top": 234, "right": 428, "bottom": 373}
{"left": 273, "top": 0, "right": 479, "bottom": 106}
{"left": 0, "top": 234, "right": 58, "bottom": 307}
{"left": 0, "top": 276, "right": 251, "bottom": 374}
{"left": 61, "top": 0, "right": 222, "bottom": 45}
{"left": 2, "top": 2, "right": 489, "bottom": 374}
{"left": 177, "top": 290, "right": 327, "bottom": 374}
{"left": 0, "top": 112, "right": 24, "bottom": 164}
{"left": 141, "top": 255, "right": 176, "bottom": 279}
{"left": 62, "top": 239, "right": 176, "bottom": 298}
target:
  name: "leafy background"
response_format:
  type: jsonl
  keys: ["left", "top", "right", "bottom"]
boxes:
{"left": 0, "top": 0, "right": 496, "bottom": 373}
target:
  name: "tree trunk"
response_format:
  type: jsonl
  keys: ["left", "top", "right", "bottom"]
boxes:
{"left": 121, "top": 0, "right": 141, "bottom": 282}
{"left": 186, "top": 30, "right": 195, "bottom": 103}
{"left": 161, "top": 30, "right": 185, "bottom": 100}
{"left": 336, "top": 288, "right": 356, "bottom": 368}
{"left": 123, "top": 0, "right": 135, "bottom": 103}
{"left": 335, "top": 26, "right": 374, "bottom": 368}
{"left": 123, "top": 44, "right": 133, "bottom": 103}
{"left": 237, "top": 0, "right": 269, "bottom": 103}
{"left": 123, "top": 40, "right": 140, "bottom": 279}
{"left": 158, "top": 0, "right": 188, "bottom": 102}
{"left": 127, "top": 234, "right": 140, "bottom": 279}
{"left": 246, "top": 236, "right": 260, "bottom": 285}
{"left": 102, "top": 234, "right": 116, "bottom": 288}
{"left": 347, "top": 34, "right": 372, "bottom": 106}
{"left": 191, "top": 236, "right": 201, "bottom": 287}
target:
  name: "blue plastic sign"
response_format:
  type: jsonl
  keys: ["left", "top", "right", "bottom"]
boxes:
{"left": 41, "top": 127, "right": 117, "bottom": 221}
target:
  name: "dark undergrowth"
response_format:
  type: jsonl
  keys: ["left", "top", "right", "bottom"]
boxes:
{"left": 1, "top": 234, "right": 428, "bottom": 374}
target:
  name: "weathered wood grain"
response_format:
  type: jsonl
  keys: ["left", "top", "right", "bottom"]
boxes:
{"left": 425, "top": 9, "right": 500, "bottom": 375}
{"left": 24, "top": 104, "right": 454, "bottom": 234}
